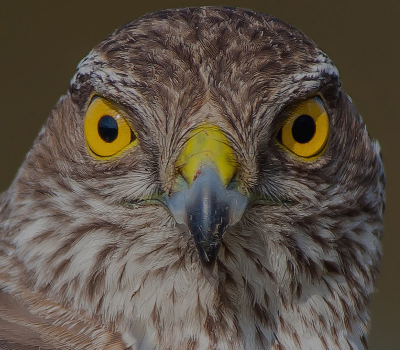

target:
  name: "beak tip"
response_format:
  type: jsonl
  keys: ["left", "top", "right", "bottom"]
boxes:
{"left": 166, "top": 166, "right": 248, "bottom": 278}
{"left": 200, "top": 258, "right": 216, "bottom": 278}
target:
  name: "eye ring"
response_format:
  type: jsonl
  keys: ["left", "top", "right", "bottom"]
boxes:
{"left": 84, "top": 97, "right": 138, "bottom": 158}
{"left": 280, "top": 97, "right": 329, "bottom": 159}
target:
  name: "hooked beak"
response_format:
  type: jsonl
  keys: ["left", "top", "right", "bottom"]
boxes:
{"left": 164, "top": 125, "right": 248, "bottom": 276}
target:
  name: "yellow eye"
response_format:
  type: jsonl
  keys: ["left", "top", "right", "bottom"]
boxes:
{"left": 280, "top": 97, "right": 329, "bottom": 159}
{"left": 84, "top": 97, "right": 137, "bottom": 158}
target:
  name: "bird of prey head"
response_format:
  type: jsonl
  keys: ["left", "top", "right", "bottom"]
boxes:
{"left": 0, "top": 6, "right": 384, "bottom": 350}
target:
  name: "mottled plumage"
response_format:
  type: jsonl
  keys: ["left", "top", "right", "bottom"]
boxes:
{"left": 0, "top": 7, "right": 384, "bottom": 350}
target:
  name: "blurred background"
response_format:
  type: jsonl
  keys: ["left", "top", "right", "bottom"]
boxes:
{"left": 1, "top": 0, "right": 399, "bottom": 348}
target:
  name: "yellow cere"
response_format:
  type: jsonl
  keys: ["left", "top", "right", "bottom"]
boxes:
{"left": 281, "top": 97, "right": 329, "bottom": 159}
{"left": 176, "top": 125, "right": 237, "bottom": 186}
{"left": 84, "top": 97, "right": 137, "bottom": 158}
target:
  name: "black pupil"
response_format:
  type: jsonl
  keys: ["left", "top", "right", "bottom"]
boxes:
{"left": 291, "top": 115, "right": 316, "bottom": 143}
{"left": 98, "top": 115, "right": 118, "bottom": 143}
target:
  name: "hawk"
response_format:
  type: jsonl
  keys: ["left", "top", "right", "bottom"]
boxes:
{"left": 0, "top": 6, "right": 385, "bottom": 350}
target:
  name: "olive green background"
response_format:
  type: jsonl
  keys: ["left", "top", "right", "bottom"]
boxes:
{"left": 1, "top": 0, "right": 399, "bottom": 348}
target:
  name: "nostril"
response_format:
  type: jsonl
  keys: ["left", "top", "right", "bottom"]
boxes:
{"left": 192, "top": 168, "right": 202, "bottom": 182}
